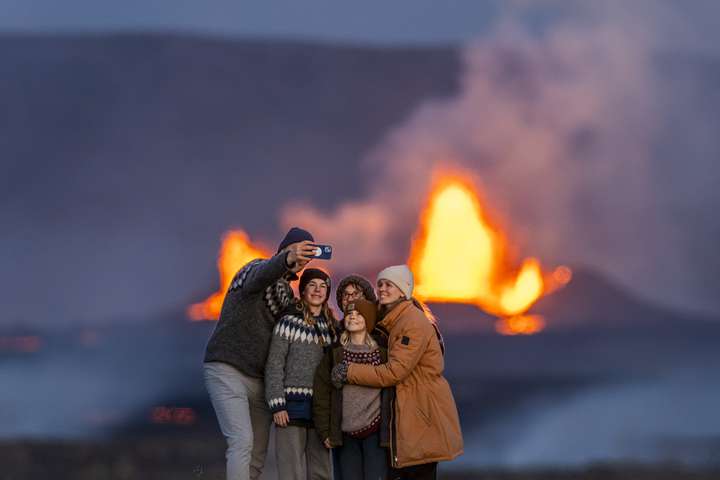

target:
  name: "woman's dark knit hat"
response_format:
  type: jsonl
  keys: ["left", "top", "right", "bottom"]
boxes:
{"left": 299, "top": 268, "right": 331, "bottom": 303}
{"left": 277, "top": 227, "right": 314, "bottom": 253}
{"left": 344, "top": 298, "right": 379, "bottom": 333}
{"left": 335, "top": 274, "right": 378, "bottom": 307}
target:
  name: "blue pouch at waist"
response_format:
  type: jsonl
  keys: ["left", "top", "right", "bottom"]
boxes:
{"left": 286, "top": 398, "right": 312, "bottom": 422}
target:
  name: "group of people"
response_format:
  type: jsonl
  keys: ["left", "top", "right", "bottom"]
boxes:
{"left": 203, "top": 227, "right": 463, "bottom": 480}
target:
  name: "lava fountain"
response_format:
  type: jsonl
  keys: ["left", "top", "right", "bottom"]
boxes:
{"left": 187, "top": 230, "right": 270, "bottom": 321}
{"left": 408, "top": 174, "right": 570, "bottom": 334}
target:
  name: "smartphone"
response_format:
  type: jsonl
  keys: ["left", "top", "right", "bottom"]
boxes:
{"left": 309, "top": 244, "right": 333, "bottom": 260}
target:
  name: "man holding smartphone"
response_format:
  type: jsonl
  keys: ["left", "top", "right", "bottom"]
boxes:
{"left": 203, "top": 227, "right": 319, "bottom": 480}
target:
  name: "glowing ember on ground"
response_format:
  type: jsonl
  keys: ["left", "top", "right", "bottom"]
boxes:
{"left": 0, "top": 336, "right": 43, "bottom": 352}
{"left": 553, "top": 266, "right": 573, "bottom": 284}
{"left": 495, "top": 315, "right": 547, "bottom": 335}
{"left": 151, "top": 406, "right": 197, "bottom": 425}
{"left": 409, "top": 174, "right": 569, "bottom": 333}
{"left": 188, "top": 230, "right": 270, "bottom": 321}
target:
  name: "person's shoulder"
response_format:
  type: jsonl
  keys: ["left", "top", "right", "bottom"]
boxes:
{"left": 401, "top": 302, "right": 431, "bottom": 321}
{"left": 399, "top": 304, "right": 434, "bottom": 333}
{"left": 228, "top": 258, "right": 266, "bottom": 292}
{"left": 273, "top": 307, "right": 305, "bottom": 337}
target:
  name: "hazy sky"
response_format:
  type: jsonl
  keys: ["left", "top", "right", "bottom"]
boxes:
{"left": 0, "top": 0, "right": 502, "bottom": 44}
{"left": 2, "top": 0, "right": 720, "bottom": 326}
{"left": 3, "top": 1, "right": 718, "bottom": 49}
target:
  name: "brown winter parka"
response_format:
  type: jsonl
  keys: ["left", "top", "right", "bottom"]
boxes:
{"left": 346, "top": 300, "right": 463, "bottom": 468}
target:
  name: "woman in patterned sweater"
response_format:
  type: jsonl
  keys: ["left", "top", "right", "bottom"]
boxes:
{"left": 313, "top": 298, "right": 390, "bottom": 480}
{"left": 265, "top": 268, "right": 337, "bottom": 480}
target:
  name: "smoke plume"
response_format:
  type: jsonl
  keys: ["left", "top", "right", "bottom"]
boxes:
{"left": 281, "top": 1, "right": 720, "bottom": 314}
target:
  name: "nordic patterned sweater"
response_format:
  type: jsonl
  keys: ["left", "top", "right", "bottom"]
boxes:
{"left": 341, "top": 343, "right": 383, "bottom": 437}
{"left": 204, "top": 252, "right": 294, "bottom": 378}
{"left": 265, "top": 308, "right": 336, "bottom": 422}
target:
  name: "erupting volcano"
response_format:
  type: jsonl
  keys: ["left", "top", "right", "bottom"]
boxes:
{"left": 409, "top": 174, "right": 570, "bottom": 334}
{"left": 187, "top": 230, "right": 270, "bottom": 321}
{"left": 190, "top": 175, "right": 570, "bottom": 333}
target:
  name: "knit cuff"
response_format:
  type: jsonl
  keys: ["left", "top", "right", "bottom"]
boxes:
{"left": 331, "top": 361, "right": 348, "bottom": 389}
{"left": 268, "top": 397, "right": 286, "bottom": 413}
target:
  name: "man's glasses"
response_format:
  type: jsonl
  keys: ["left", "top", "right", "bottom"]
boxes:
{"left": 341, "top": 289, "right": 361, "bottom": 300}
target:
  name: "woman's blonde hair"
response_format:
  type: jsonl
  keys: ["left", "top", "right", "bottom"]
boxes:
{"left": 411, "top": 297, "right": 437, "bottom": 325}
{"left": 377, "top": 295, "right": 437, "bottom": 326}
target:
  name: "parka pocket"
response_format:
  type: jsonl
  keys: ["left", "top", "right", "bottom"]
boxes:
{"left": 400, "top": 405, "right": 432, "bottom": 462}
{"left": 416, "top": 406, "right": 431, "bottom": 427}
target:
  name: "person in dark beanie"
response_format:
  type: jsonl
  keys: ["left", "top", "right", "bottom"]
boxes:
{"left": 203, "top": 227, "right": 318, "bottom": 480}
{"left": 265, "top": 268, "right": 337, "bottom": 480}
{"left": 314, "top": 299, "right": 390, "bottom": 480}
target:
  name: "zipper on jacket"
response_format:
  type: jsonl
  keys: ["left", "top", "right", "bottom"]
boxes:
{"left": 389, "top": 393, "right": 398, "bottom": 467}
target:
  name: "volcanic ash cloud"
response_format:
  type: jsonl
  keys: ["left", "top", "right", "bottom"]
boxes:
{"left": 281, "top": 4, "right": 719, "bottom": 314}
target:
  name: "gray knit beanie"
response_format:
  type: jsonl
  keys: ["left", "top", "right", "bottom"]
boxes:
{"left": 335, "top": 274, "right": 378, "bottom": 308}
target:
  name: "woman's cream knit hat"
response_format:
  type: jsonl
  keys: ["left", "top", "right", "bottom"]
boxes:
{"left": 377, "top": 265, "right": 414, "bottom": 299}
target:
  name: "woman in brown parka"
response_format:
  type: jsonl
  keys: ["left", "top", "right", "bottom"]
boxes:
{"left": 332, "top": 265, "right": 463, "bottom": 479}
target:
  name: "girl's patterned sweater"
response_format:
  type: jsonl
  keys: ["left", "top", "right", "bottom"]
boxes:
{"left": 265, "top": 309, "right": 335, "bottom": 422}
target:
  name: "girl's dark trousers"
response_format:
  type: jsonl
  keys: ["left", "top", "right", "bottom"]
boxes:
{"left": 335, "top": 431, "right": 388, "bottom": 480}
{"left": 332, "top": 448, "right": 344, "bottom": 480}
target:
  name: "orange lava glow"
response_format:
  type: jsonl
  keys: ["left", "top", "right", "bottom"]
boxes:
{"left": 187, "top": 230, "right": 270, "bottom": 321}
{"left": 409, "top": 174, "right": 569, "bottom": 333}
{"left": 151, "top": 406, "right": 197, "bottom": 425}
{"left": 0, "top": 335, "right": 42, "bottom": 352}
{"left": 495, "top": 315, "right": 547, "bottom": 335}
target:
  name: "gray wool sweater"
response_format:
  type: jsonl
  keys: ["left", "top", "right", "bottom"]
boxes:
{"left": 265, "top": 311, "right": 335, "bottom": 413}
{"left": 341, "top": 343, "right": 382, "bottom": 435}
{"left": 203, "top": 252, "right": 294, "bottom": 378}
